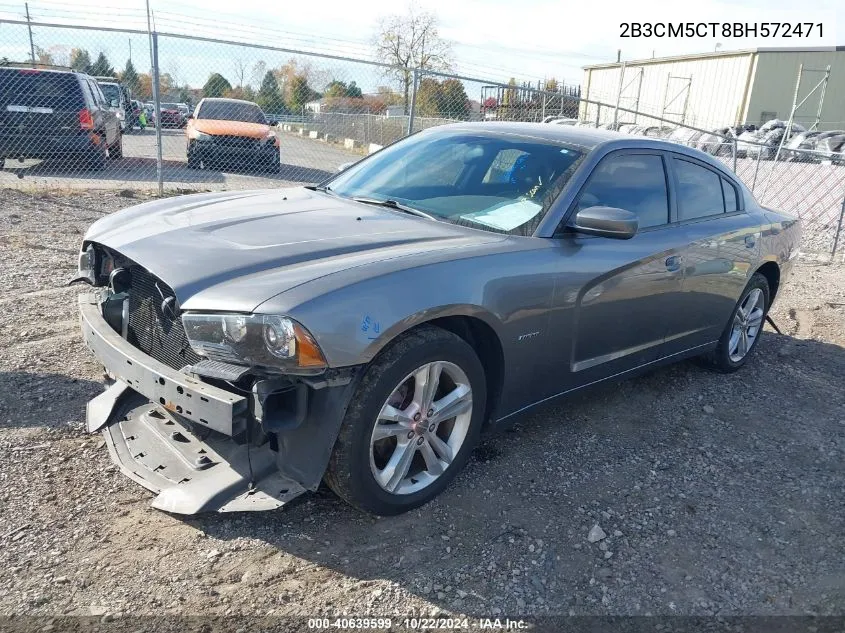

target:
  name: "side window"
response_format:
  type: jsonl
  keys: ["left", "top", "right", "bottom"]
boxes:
{"left": 78, "top": 79, "right": 94, "bottom": 108}
{"left": 722, "top": 178, "right": 739, "bottom": 212}
{"left": 575, "top": 153, "right": 669, "bottom": 228}
{"left": 87, "top": 80, "right": 104, "bottom": 106}
{"left": 675, "top": 158, "right": 724, "bottom": 220}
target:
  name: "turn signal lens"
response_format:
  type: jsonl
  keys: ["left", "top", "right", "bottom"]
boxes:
{"left": 294, "top": 323, "right": 327, "bottom": 367}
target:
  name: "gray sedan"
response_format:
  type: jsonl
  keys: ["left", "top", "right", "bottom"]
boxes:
{"left": 74, "top": 123, "right": 801, "bottom": 515}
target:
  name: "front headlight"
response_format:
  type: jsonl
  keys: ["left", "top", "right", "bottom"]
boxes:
{"left": 76, "top": 244, "right": 96, "bottom": 285}
{"left": 182, "top": 313, "right": 326, "bottom": 373}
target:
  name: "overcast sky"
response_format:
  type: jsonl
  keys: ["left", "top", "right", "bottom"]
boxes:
{"left": 0, "top": 0, "right": 841, "bottom": 87}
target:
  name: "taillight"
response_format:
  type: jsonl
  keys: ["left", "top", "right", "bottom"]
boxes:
{"left": 79, "top": 109, "right": 94, "bottom": 130}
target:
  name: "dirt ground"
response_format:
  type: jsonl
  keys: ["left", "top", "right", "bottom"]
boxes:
{"left": 0, "top": 189, "right": 843, "bottom": 625}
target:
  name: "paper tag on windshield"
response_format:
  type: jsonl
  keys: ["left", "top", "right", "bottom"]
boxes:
{"left": 460, "top": 199, "right": 541, "bottom": 231}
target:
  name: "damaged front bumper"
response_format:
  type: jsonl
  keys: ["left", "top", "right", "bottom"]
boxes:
{"left": 79, "top": 291, "right": 356, "bottom": 514}
{"left": 97, "top": 384, "right": 305, "bottom": 513}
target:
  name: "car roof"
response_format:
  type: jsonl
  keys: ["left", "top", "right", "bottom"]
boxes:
{"left": 431, "top": 121, "right": 629, "bottom": 149}
{"left": 0, "top": 66, "right": 81, "bottom": 78}
{"left": 199, "top": 97, "right": 259, "bottom": 105}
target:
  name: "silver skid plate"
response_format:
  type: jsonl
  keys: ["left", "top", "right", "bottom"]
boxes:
{"left": 103, "top": 401, "right": 306, "bottom": 514}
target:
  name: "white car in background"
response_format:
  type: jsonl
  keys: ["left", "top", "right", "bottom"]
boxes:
{"left": 543, "top": 116, "right": 578, "bottom": 125}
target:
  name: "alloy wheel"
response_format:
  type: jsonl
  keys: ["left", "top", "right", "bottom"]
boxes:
{"left": 369, "top": 361, "right": 473, "bottom": 495}
{"left": 729, "top": 288, "right": 765, "bottom": 362}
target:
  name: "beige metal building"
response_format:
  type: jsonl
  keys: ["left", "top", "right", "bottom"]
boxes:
{"left": 580, "top": 47, "right": 845, "bottom": 131}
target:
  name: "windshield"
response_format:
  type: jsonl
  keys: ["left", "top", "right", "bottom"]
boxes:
{"left": 197, "top": 100, "right": 266, "bottom": 124}
{"left": 327, "top": 128, "right": 585, "bottom": 235}
{"left": 99, "top": 83, "right": 120, "bottom": 104}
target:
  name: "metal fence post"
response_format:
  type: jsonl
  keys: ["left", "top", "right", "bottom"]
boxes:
{"left": 150, "top": 31, "right": 164, "bottom": 196}
{"left": 731, "top": 138, "right": 737, "bottom": 172}
{"left": 407, "top": 68, "right": 419, "bottom": 136}
{"left": 595, "top": 103, "right": 601, "bottom": 128}
{"left": 750, "top": 144, "right": 763, "bottom": 193}
{"left": 612, "top": 62, "right": 626, "bottom": 129}
{"left": 832, "top": 195, "right": 845, "bottom": 260}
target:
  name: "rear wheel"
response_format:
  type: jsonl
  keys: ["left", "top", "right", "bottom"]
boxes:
{"left": 324, "top": 325, "right": 486, "bottom": 515}
{"left": 704, "top": 273, "right": 770, "bottom": 373}
{"left": 87, "top": 142, "right": 108, "bottom": 171}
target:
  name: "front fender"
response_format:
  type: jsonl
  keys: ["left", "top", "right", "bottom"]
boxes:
{"left": 355, "top": 302, "right": 503, "bottom": 364}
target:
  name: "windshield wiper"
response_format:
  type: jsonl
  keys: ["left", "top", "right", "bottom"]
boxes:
{"left": 352, "top": 197, "right": 437, "bottom": 221}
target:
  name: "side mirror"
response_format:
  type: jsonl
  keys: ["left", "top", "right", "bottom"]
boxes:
{"left": 110, "top": 99, "right": 119, "bottom": 108}
{"left": 570, "top": 206, "right": 638, "bottom": 239}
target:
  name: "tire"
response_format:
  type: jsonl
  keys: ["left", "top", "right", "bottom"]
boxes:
{"left": 265, "top": 149, "right": 281, "bottom": 173}
{"left": 187, "top": 142, "right": 201, "bottom": 169}
{"left": 703, "top": 273, "right": 770, "bottom": 373}
{"left": 109, "top": 132, "right": 123, "bottom": 159}
{"left": 87, "top": 143, "right": 108, "bottom": 171}
{"left": 324, "top": 325, "right": 487, "bottom": 515}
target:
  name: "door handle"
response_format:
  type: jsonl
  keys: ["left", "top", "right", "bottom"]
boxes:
{"left": 665, "top": 255, "right": 682, "bottom": 272}
{"left": 745, "top": 235, "right": 756, "bottom": 248}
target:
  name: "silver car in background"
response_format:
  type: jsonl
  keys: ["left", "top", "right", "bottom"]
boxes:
{"left": 74, "top": 123, "right": 801, "bottom": 516}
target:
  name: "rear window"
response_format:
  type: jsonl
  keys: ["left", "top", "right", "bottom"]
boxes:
{"left": 98, "top": 83, "right": 120, "bottom": 104}
{"left": 0, "top": 69, "right": 82, "bottom": 110}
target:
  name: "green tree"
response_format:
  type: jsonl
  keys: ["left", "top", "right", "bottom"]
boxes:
{"left": 346, "top": 81, "right": 362, "bottom": 98}
{"left": 439, "top": 78, "right": 469, "bottom": 118}
{"left": 202, "top": 72, "right": 232, "bottom": 98}
{"left": 69, "top": 48, "right": 92, "bottom": 73}
{"left": 256, "top": 70, "right": 286, "bottom": 113}
{"left": 120, "top": 59, "right": 139, "bottom": 96}
{"left": 89, "top": 52, "right": 115, "bottom": 77}
{"left": 287, "top": 74, "right": 313, "bottom": 114}
{"left": 415, "top": 77, "right": 442, "bottom": 117}
{"left": 324, "top": 80, "right": 349, "bottom": 99}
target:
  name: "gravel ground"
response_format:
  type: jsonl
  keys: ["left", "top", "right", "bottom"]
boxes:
{"left": 1, "top": 189, "right": 844, "bottom": 625}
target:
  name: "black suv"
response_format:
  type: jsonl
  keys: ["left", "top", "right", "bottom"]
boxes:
{"left": 0, "top": 66, "right": 122, "bottom": 170}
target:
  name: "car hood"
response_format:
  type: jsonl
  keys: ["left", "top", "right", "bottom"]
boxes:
{"left": 85, "top": 188, "right": 502, "bottom": 312}
{"left": 191, "top": 119, "right": 271, "bottom": 138}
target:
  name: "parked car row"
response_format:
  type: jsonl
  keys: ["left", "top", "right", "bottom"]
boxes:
{"left": 562, "top": 118, "right": 845, "bottom": 163}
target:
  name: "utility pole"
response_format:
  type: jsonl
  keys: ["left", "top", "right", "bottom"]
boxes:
{"left": 25, "top": 3, "right": 35, "bottom": 64}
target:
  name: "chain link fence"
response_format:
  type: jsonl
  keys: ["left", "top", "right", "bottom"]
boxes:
{"left": 1, "top": 17, "right": 843, "bottom": 258}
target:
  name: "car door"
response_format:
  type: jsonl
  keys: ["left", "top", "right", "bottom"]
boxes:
{"left": 87, "top": 79, "right": 116, "bottom": 144}
{"left": 538, "top": 149, "right": 692, "bottom": 396}
{"left": 666, "top": 154, "right": 761, "bottom": 353}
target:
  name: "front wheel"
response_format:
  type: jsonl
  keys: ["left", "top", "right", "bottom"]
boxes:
{"left": 704, "top": 272, "right": 770, "bottom": 373}
{"left": 324, "top": 325, "right": 486, "bottom": 515}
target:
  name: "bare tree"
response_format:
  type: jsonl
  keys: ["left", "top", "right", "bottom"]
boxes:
{"left": 251, "top": 60, "right": 267, "bottom": 88}
{"left": 232, "top": 58, "right": 248, "bottom": 89}
{"left": 374, "top": 4, "right": 453, "bottom": 113}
